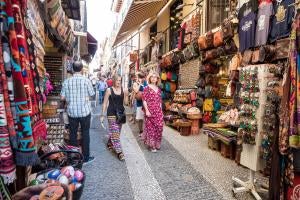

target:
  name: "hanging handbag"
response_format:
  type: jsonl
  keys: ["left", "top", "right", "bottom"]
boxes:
{"left": 222, "top": 19, "right": 234, "bottom": 40}
{"left": 213, "top": 99, "right": 221, "bottom": 112}
{"left": 259, "top": 45, "right": 277, "bottom": 62}
{"left": 197, "top": 87, "right": 205, "bottom": 96}
{"left": 161, "top": 71, "right": 167, "bottom": 81}
{"left": 191, "top": 40, "right": 200, "bottom": 57}
{"left": 110, "top": 88, "right": 126, "bottom": 124}
{"left": 196, "top": 98, "right": 204, "bottom": 108}
{"left": 202, "top": 112, "right": 212, "bottom": 123}
{"left": 204, "top": 85, "right": 213, "bottom": 98}
{"left": 203, "top": 98, "right": 214, "bottom": 111}
{"left": 198, "top": 35, "right": 208, "bottom": 50}
{"left": 170, "top": 82, "right": 177, "bottom": 93}
{"left": 213, "top": 30, "right": 224, "bottom": 47}
{"left": 251, "top": 49, "right": 260, "bottom": 64}
{"left": 204, "top": 49, "right": 219, "bottom": 61}
{"left": 183, "top": 46, "right": 193, "bottom": 60}
{"left": 199, "top": 64, "right": 205, "bottom": 74}
{"left": 229, "top": 70, "right": 239, "bottom": 81}
{"left": 229, "top": 53, "right": 242, "bottom": 72}
{"left": 171, "top": 52, "right": 180, "bottom": 65}
{"left": 171, "top": 72, "right": 178, "bottom": 81}
{"left": 217, "top": 46, "right": 226, "bottom": 56}
{"left": 275, "top": 38, "right": 290, "bottom": 60}
{"left": 167, "top": 71, "right": 172, "bottom": 80}
{"left": 165, "top": 54, "right": 172, "bottom": 67}
{"left": 224, "top": 39, "right": 237, "bottom": 54}
{"left": 196, "top": 77, "right": 206, "bottom": 88}
{"left": 178, "top": 51, "right": 186, "bottom": 63}
{"left": 241, "top": 50, "right": 253, "bottom": 67}
{"left": 206, "top": 31, "right": 214, "bottom": 49}
{"left": 190, "top": 90, "right": 197, "bottom": 101}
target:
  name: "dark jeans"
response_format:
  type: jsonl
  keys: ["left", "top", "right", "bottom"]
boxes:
{"left": 68, "top": 114, "right": 91, "bottom": 161}
{"left": 99, "top": 90, "right": 105, "bottom": 104}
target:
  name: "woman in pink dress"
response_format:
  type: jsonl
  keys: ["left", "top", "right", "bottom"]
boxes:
{"left": 142, "top": 71, "right": 164, "bottom": 152}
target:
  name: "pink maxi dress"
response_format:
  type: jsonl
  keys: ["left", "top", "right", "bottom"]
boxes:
{"left": 142, "top": 86, "right": 164, "bottom": 149}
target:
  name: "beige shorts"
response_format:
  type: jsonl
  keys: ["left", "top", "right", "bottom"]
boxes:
{"left": 136, "top": 107, "right": 144, "bottom": 120}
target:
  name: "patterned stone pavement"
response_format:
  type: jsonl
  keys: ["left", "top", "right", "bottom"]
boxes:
{"left": 81, "top": 105, "right": 268, "bottom": 200}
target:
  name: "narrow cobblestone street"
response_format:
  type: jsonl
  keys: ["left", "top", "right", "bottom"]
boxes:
{"left": 81, "top": 105, "right": 267, "bottom": 200}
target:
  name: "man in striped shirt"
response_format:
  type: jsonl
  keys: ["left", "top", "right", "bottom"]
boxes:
{"left": 61, "top": 61, "right": 95, "bottom": 164}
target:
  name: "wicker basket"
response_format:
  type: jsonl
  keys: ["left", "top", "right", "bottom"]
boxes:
{"left": 186, "top": 113, "right": 202, "bottom": 119}
{"left": 203, "top": 123, "right": 228, "bottom": 128}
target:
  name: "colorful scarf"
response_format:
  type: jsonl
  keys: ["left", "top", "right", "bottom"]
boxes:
{"left": 289, "top": 11, "right": 300, "bottom": 149}
{"left": 3, "top": 0, "right": 38, "bottom": 166}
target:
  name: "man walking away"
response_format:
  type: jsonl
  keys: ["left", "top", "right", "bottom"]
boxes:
{"left": 98, "top": 76, "right": 107, "bottom": 104}
{"left": 61, "top": 61, "right": 95, "bottom": 164}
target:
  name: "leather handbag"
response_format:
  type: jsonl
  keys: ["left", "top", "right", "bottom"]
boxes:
{"left": 241, "top": 50, "right": 253, "bottom": 67}
{"left": 203, "top": 99, "right": 214, "bottom": 111}
{"left": 224, "top": 39, "right": 238, "bottom": 54}
{"left": 198, "top": 35, "right": 207, "bottom": 50}
{"left": 229, "top": 53, "right": 242, "bottom": 71}
{"left": 197, "top": 87, "right": 205, "bottom": 96}
{"left": 183, "top": 46, "right": 193, "bottom": 60}
{"left": 206, "top": 31, "right": 214, "bottom": 49}
{"left": 199, "top": 64, "right": 205, "bottom": 74}
{"left": 178, "top": 51, "right": 186, "bottom": 63}
{"left": 165, "top": 55, "right": 172, "bottom": 67}
{"left": 259, "top": 45, "right": 276, "bottom": 62}
{"left": 229, "top": 70, "right": 239, "bottom": 81}
{"left": 222, "top": 19, "right": 234, "bottom": 40}
{"left": 171, "top": 72, "right": 178, "bottom": 81}
{"left": 204, "top": 49, "right": 219, "bottom": 61}
{"left": 275, "top": 38, "right": 290, "bottom": 60}
{"left": 213, "top": 30, "right": 224, "bottom": 47}
{"left": 251, "top": 49, "right": 260, "bottom": 64}
{"left": 217, "top": 46, "right": 226, "bottom": 56}
{"left": 205, "top": 74, "right": 213, "bottom": 85}
{"left": 170, "top": 82, "right": 177, "bottom": 93}
{"left": 196, "top": 77, "right": 206, "bottom": 88}
{"left": 196, "top": 98, "right": 204, "bottom": 107}
{"left": 191, "top": 41, "right": 200, "bottom": 57}
{"left": 204, "top": 85, "right": 213, "bottom": 98}
{"left": 171, "top": 52, "right": 180, "bottom": 65}
{"left": 204, "top": 63, "right": 219, "bottom": 74}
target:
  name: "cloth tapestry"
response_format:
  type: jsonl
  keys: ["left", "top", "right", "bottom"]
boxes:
{"left": 142, "top": 86, "right": 164, "bottom": 149}
{"left": 289, "top": 11, "right": 300, "bottom": 149}
{"left": 3, "top": 0, "right": 38, "bottom": 166}
{"left": 0, "top": 37, "right": 16, "bottom": 150}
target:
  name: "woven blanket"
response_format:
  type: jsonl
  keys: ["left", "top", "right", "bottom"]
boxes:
{"left": 3, "top": 0, "right": 38, "bottom": 166}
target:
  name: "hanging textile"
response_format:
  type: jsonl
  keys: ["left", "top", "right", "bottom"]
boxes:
{"left": 289, "top": 9, "right": 300, "bottom": 149}
{"left": 0, "top": 38, "right": 16, "bottom": 182}
{"left": 3, "top": 0, "right": 38, "bottom": 166}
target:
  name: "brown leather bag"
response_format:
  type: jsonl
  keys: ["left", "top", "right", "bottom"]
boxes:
{"left": 204, "top": 49, "right": 219, "bottom": 61}
{"left": 222, "top": 19, "right": 234, "bottom": 40}
{"left": 213, "top": 30, "right": 224, "bottom": 47}
{"left": 229, "top": 53, "right": 242, "bottom": 71}
{"left": 206, "top": 31, "right": 214, "bottom": 49}
{"left": 198, "top": 35, "right": 207, "bottom": 50}
{"left": 251, "top": 49, "right": 260, "bottom": 64}
{"left": 275, "top": 38, "right": 290, "bottom": 60}
{"left": 165, "top": 54, "right": 172, "bottom": 67}
{"left": 241, "top": 50, "right": 253, "bottom": 67}
{"left": 259, "top": 45, "right": 276, "bottom": 63}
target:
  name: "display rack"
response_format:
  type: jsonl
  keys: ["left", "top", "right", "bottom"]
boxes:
{"left": 44, "top": 55, "right": 63, "bottom": 96}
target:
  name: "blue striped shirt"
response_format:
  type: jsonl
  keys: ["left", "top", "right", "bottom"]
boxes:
{"left": 61, "top": 74, "right": 95, "bottom": 118}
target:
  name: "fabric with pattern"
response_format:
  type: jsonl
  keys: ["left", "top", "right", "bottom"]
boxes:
{"left": 142, "top": 86, "right": 164, "bottom": 150}
{"left": 107, "top": 116, "right": 122, "bottom": 154}
{"left": 4, "top": 0, "right": 38, "bottom": 166}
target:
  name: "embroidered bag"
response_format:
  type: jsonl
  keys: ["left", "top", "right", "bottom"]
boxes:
{"left": 203, "top": 99, "right": 214, "bottom": 112}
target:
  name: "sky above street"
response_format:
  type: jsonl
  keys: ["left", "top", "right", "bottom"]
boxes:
{"left": 86, "top": 0, "right": 114, "bottom": 44}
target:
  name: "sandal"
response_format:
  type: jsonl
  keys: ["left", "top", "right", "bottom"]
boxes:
{"left": 118, "top": 153, "right": 125, "bottom": 161}
{"left": 106, "top": 143, "right": 113, "bottom": 150}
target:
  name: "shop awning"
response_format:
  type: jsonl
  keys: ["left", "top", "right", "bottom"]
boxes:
{"left": 87, "top": 32, "right": 98, "bottom": 57}
{"left": 113, "top": 0, "right": 168, "bottom": 46}
{"left": 61, "top": 0, "right": 81, "bottom": 20}
{"left": 74, "top": 31, "right": 98, "bottom": 62}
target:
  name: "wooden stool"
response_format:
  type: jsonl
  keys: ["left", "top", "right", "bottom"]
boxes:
{"left": 187, "top": 113, "right": 201, "bottom": 135}
{"left": 220, "top": 142, "right": 236, "bottom": 160}
{"left": 177, "top": 120, "right": 192, "bottom": 136}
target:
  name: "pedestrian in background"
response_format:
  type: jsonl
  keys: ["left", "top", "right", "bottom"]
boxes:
{"left": 101, "top": 75, "right": 128, "bottom": 161}
{"left": 132, "top": 72, "right": 147, "bottom": 137}
{"left": 97, "top": 76, "right": 107, "bottom": 104}
{"left": 61, "top": 61, "right": 95, "bottom": 163}
{"left": 142, "top": 71, "right": 163, "bottom": 153}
